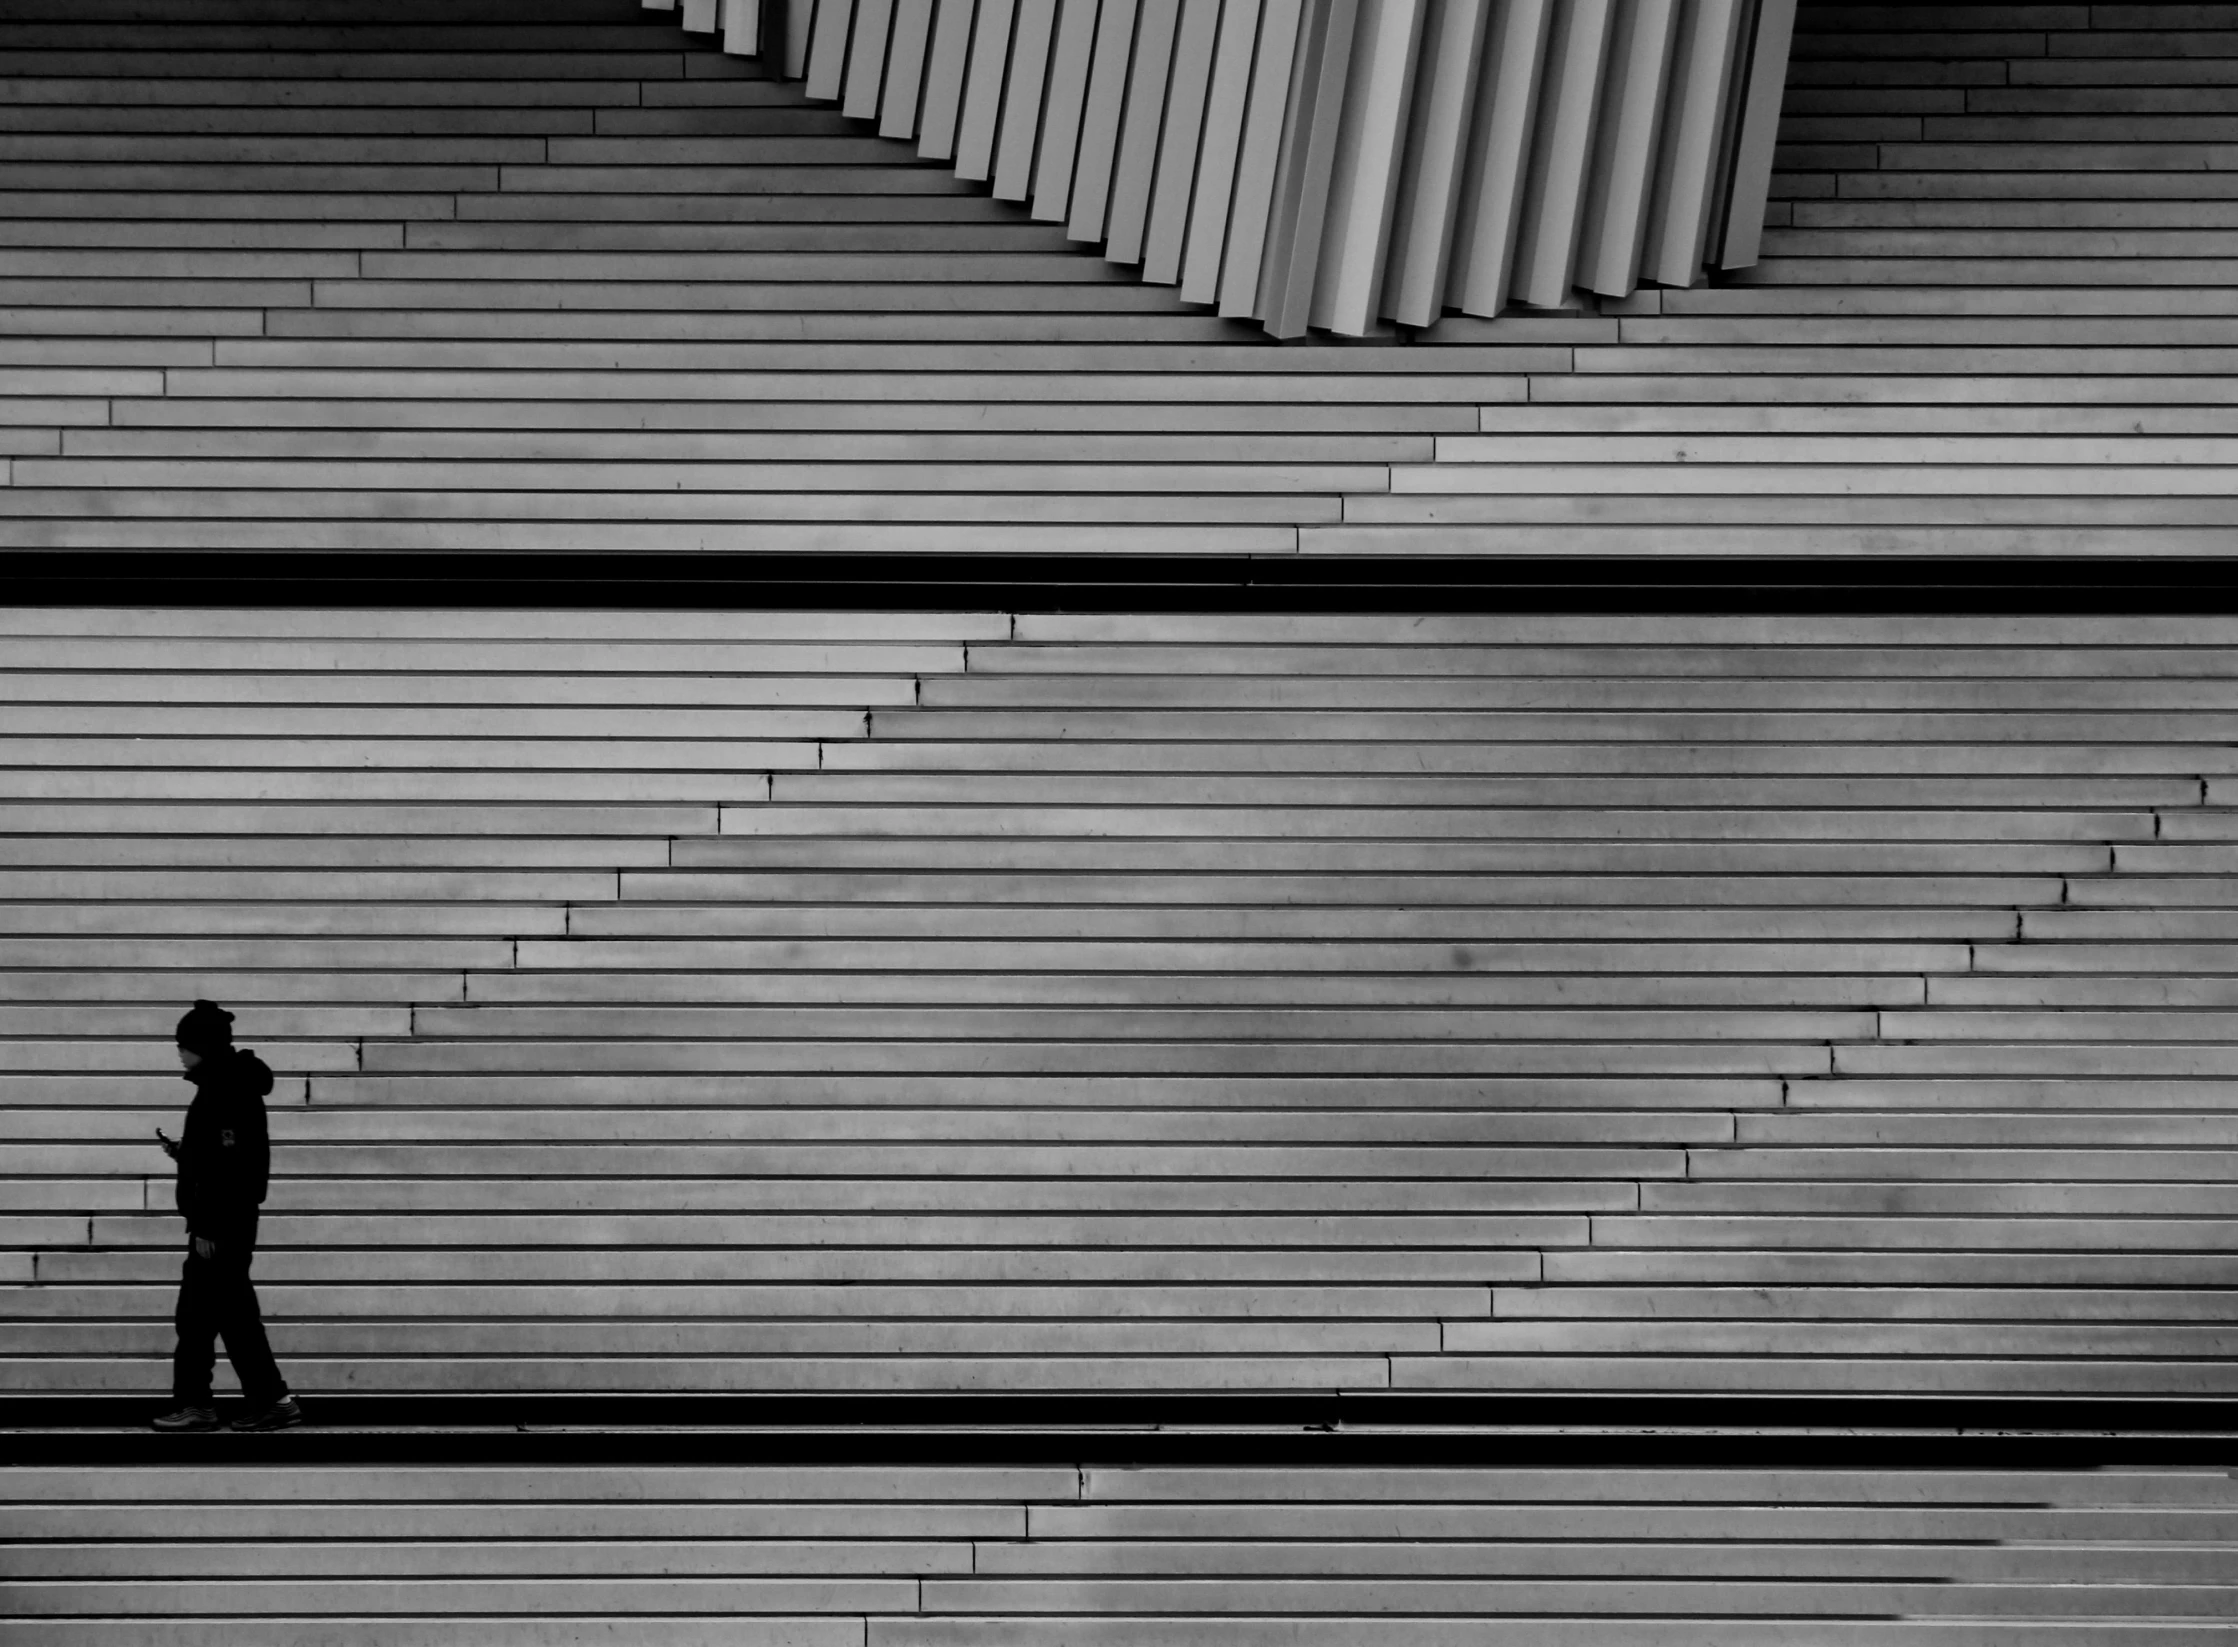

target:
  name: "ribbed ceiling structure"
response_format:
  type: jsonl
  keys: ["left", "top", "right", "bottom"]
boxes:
{"left": 643, "top": 0, "right": 1797, "bottom": 334}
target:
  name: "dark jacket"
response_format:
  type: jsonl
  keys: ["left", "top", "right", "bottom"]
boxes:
{"left": 174, "top": 1047, "right": 274, "bottom": 1235}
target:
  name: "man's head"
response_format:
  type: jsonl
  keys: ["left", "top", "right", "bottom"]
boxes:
{"left": 175, "top": 999, "right": 235, "bottom": 1072}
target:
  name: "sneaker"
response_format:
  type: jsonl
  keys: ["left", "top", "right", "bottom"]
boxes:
{"left": 151, "top": 1404, "right": 219, "bottom": 1432}
{"left": 229, "top": 1395, "right": 304, "bottom": 1432}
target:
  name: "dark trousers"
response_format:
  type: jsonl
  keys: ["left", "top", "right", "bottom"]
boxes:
{"left": 171, "top": 1216, "right": 287, "bottom": 1407}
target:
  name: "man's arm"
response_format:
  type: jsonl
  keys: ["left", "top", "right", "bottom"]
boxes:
{"left": 157, "top": 1128, "right": 214, "bottom": 1257}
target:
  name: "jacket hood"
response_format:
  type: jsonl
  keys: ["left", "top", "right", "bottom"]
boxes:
{"left": 184, "top": 1045, "right": 274, "bottom": 1097}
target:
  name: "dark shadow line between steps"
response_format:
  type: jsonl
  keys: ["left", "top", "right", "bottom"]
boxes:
{"left": 7, "top": 552, "right": 2238, "bottom": 612}
{"left": 7, "top": 1392, "right": 2238, "bottom": 1468}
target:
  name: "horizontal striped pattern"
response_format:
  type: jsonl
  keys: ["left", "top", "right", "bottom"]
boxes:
{"left": 3, "top": 1, "right": 2223, "bottom": 555}
{"left": 5, "top": 1459, "right": 2234, "bottom": 1642}
{"left": 0, "top": 0, "right": 1576, "bottom": 557}
{"left": 6, "top": 608, "right": 2238, "bottom": 1401}
{"left": 645, "top": 0, "right": 1795, "bottom": 335}
{"left": 1369, "top": 1, "right": 2238, "bottom": 548}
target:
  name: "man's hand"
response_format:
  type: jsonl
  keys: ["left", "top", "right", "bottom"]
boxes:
{"left": 156, "top": 1128, "right": 178, "bottom": 1161}
{"left": 191, "top": 1235, "right": 216, "bottom": 1261}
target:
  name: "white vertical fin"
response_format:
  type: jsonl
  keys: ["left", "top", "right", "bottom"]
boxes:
{"left": 843, "top": 0, "right": 900, "bottom": 117}
{"left": 1103, "top": 0, "right": 1185, "bottom": 262}
{"left": 1576, "top": 0, "right": 1680, "bottom": 297}
{"left": 786, "top": 0, "right": 818, "bottom": 78}
{"left": 1509, "top": 0, "right": 1614, "bottom": 310}
{"left": 1308, "top": 0, "right": 1426, "bottom": 334}
{"left": 995, "top": 0, "right": 1063, "bottom": 198}
{"left": 955, "top": 0, "right": 1022, "bottom": 180}
{"left": 1067, "top": 0, "right": 1142, "bottom": 240}
{"left": 1214, "top": 0, "right": 1305, "bottom": 317}
{"left": 1141, "top": 0, "right": 1227, "bottom": 284}
{"left": 722, "top": 0, "right": 762, "bottom": 54}
{"left": 917, "top": 0, "right": 981, "bottom": 157}
{"left": 1031, "top": 0, "right": 1105, "bottom": 219}
{"left": 806, "top": 0, "right": 859, "bottom": 98}
{"left": 1640, "top": 0, "right": 1745, "bottom": 288}
{"left": 1177, "top": 0, "right": 1263, "bottom": 302}
{"left": 1379, "top": 0, "right": 1489, "bottom": 329}
{"left": 1257, "top": 0, "right": 1362, "bottom": 337}
{"left": 1715, "top": 0, "right": 1793, "bottom": 268}
{"left": 879, "top": 0, "right": 939, "bottom": 134}
{"left": 1444, "top": 0, "right": 1552, "bottom": 319}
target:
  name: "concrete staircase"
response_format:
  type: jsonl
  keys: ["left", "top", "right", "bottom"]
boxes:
{"left": 7, "top": 1454, "right": 2237, "bottom": 1643}
{"left": 1350, "top": 1, "right": 2238, "bottom": 549}
{"left": 3, "top": 4, "right": 2230, "bottom": 1627}
{"left": 7, "top": 607, "right": 2238, "bottom": 1402}
{"left": 3, "top": 1, "right": 2228, "bottom": 553}
{"left": 0, "top": 0, "right": 1534, "bottom": 556}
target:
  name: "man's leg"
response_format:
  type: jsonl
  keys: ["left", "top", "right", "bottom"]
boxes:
{"left": 169, "top": 1241, "right": 219, "bottom": 1405}
{"left": 212, "top": 1219, "right": 288, "bottom": 1409}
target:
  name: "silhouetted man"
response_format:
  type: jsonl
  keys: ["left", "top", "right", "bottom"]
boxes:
{"left": 150, "top": 1000, "right": 302, "bottom": 1432}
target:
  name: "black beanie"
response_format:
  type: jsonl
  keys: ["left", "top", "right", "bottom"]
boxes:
{"left": 175, "top": 999, "right": 235, "bottom": 1053}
